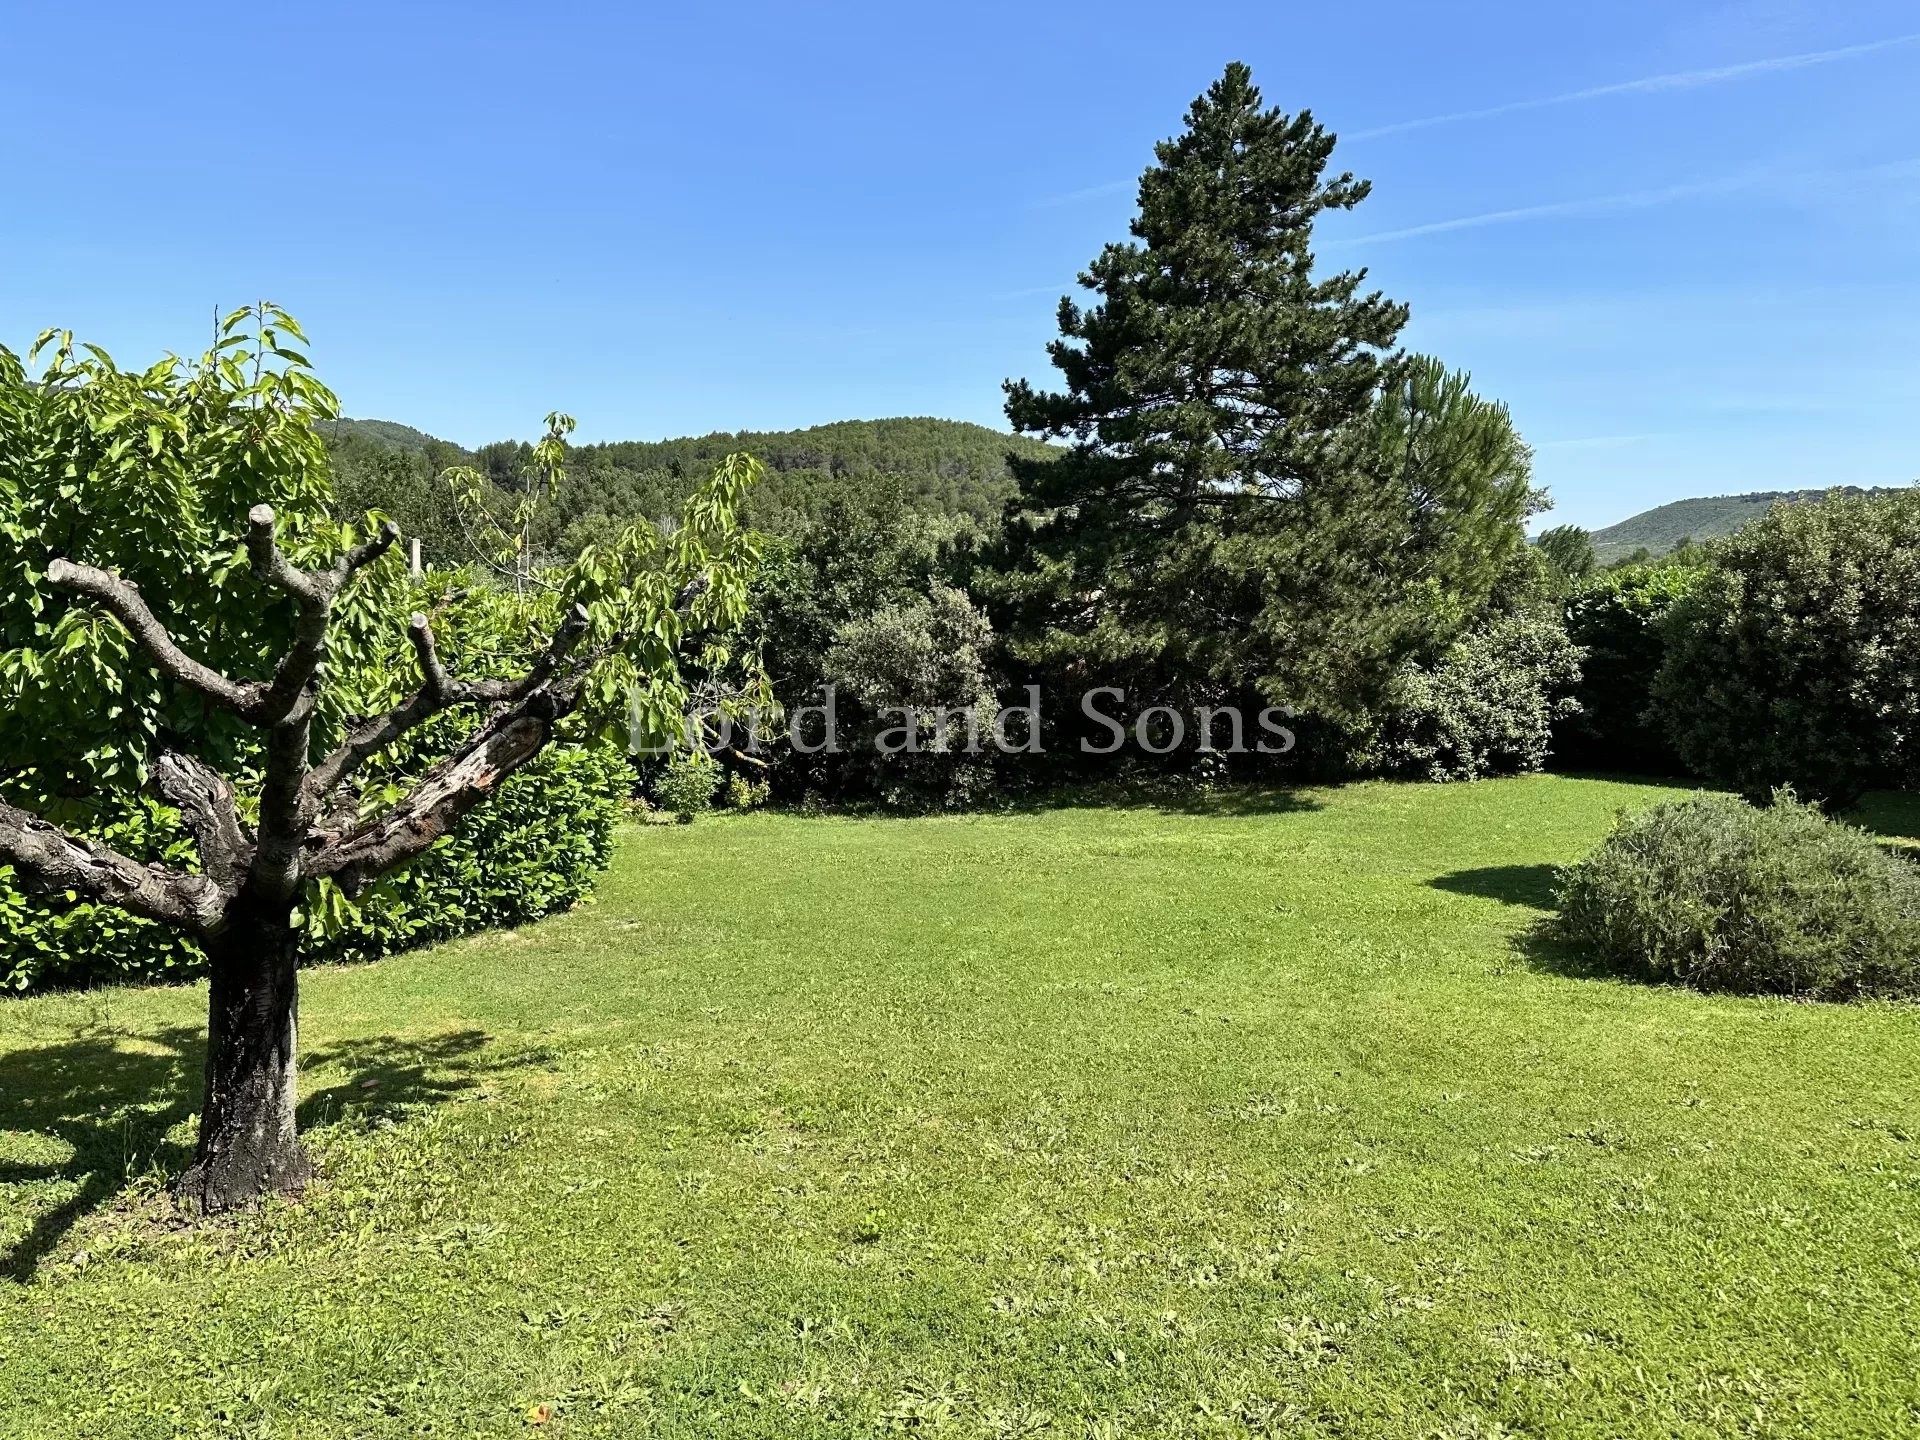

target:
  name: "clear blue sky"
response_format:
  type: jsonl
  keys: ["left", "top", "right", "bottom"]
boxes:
{"left": 4, "top": 1, "right": 1916, "bottom": 530}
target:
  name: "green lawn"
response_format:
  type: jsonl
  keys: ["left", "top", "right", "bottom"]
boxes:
{"left": 3, "top": 776, "right": 1918, "bottom": 1437}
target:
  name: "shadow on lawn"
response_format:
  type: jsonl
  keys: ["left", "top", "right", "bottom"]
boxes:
{"left": 1001, "top": 781, "right": 1326, "bottom": 819}
{"left": 0, "top": 1024, "right": 506, "bottom": 1282}
{"left": 1429, "top": 863, "right": 1561, "bottom": 909}
{"left": 1849, "top": 792, "right": 1920, "bottom": 857}
{"left": 0, "top": 1024, "right": 200, "bottom": 1283}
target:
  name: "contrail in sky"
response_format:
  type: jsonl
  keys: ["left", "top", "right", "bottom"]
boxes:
{"left": 1335, "top": 155, "right": 1918, "bottom": 245}
{"left": 1336, "top": 174, "right": 1764, "bottom": 244}
{"left": 1350, "top": 32, "right": 1920, "bottom": 140}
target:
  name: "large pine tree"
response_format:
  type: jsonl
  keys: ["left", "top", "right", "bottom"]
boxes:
{"left": 1001, "top": 63, "right": 1528, "bottom": 724}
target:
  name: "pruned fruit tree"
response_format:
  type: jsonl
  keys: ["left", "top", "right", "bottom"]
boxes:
{"left": 0, "top": 306, "right": 760, "bottom": 1211}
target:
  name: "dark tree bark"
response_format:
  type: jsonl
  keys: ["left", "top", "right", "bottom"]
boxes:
{"left": 177, "top": 892, "right": 312, "bottom": 1213}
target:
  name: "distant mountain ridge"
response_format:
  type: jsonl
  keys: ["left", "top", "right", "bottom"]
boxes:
{"left": 322, "top": 415, "right": 1056, "bottom": 552}
{"left": 319, "top": 418, "right": 441, "bottom": 454}
{"left": 1588, "top": 486, "right": 1904, "bottom": 563}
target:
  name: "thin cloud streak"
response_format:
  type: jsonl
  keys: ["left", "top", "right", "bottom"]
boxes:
{"left": 1028, "top": 178, "right": 1133, "bottom": 209}
{"left": 1350, "top": 32, "right": 1920, "bottom": 141}
{"left": 1535, "top": 433, "right": 1666, "bottom": 451}
{"left": 1337, "top": 154, "right": 1919, "bottom": 246}
{"left": 1335, "top": 174, "right": 1765, "bottom": 244}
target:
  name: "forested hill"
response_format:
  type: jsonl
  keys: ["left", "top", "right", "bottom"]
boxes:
{"left": 1590, "top": 486, "right": 1901, "bottom": 563}
{"left": 576, "top": 418, "right": 1057, "bottom": 525}
{"left": 324, "top": 415, "right": 1055, "bottom": 557}
{"left": 319, "top": 418, "right": 441, "bottom": 454}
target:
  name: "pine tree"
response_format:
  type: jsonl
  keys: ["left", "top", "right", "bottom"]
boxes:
{"left": 1000, "top": 63, "right": 1527, "bottom": 723}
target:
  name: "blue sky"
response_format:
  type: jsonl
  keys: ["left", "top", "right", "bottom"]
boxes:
{"left": 4, "top": 1, "right": 1915, "bottom": 530}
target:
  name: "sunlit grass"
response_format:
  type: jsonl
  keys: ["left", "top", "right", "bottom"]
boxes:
{"left": 3, "top": 776, "right": 1917, "bottom": 1437}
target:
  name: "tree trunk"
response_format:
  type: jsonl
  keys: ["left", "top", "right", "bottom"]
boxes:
{"left": 177, "top": 894, "right": 312, "bottom": 1212}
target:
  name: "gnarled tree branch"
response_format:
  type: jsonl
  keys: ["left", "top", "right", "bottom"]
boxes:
{"left": 247, "top": 506, "right": 401, "bottom": 726}
{"left": 303, "top": 603, "right": 592, "bottom": 807}
{"left": 152, "top": 751, "right": 252, "bottom": 893}
{"left": 305, "top": 690, "right": 573, "bottom": 895}
{"left": 0, "top": 796, "right": 227, "bottom": 935}
{"left": 48, "top": 510, "right": 402, "bottom": 730}
{"left": 45, "top": 560, "right": 258, "bottom": 714}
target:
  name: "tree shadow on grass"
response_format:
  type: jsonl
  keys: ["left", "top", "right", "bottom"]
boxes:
{"left": 0, "top": 1023, "right": 511, "bottom": 1283}
{"left": 1506, "top": 919, "right": 1634, "bottom": 985}
{"left": 1847, "top": 791, "right": 1920, "bottom": 859}
{"left": 998, "top": 780, "right": 1326, "bottom": 819}
{"left": 1429, "top": 863, "right": 1562, "bottom": 909}
{"left": 0, "top": 1024, "right": 201, "bottom": 1283}
{"left": 296, "top": 1028, "right": 504, "bottom": 1128}
{"left": 1430, "top": 867, "right": 1649, "bottom": 987}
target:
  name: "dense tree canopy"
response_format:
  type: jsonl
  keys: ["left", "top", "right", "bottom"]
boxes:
{"left": 327, "top": 416, "right": 1054, "bottom": 573}
{"left": 1653, "top": 488, "right": 1920, "bottom": 806}
{"left": 997, "top": 63, "right": 1532, "bottom": 724}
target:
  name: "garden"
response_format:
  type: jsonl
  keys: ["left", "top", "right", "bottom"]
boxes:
{"left": 3, "top": 59, "right": 1918, "bottom": 1440}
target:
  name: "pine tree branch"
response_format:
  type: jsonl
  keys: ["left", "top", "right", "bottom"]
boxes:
{"left": 0, "top": 795, "right": 227, "bottom": 935}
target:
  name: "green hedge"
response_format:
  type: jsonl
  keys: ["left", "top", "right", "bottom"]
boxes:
{"left": 1651, "top": 489, "right": 1920, "bottom": 806}
{"left": 1557, "top": 560, "right": 1703, "bottom": 774}
{"left": 2, "top": 737, "right": 628, "bottom": 994}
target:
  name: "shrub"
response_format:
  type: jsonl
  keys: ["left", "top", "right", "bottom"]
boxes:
{"left": 724, "top": 772, "right": 771, "bottom": 810}
{"left": 1359, "top": 611, "right": 1583, "bottom": 781}
{"left": 1651, "top": 489, "right": 1920, "bottom": 806}
{"left": 654, "top": 749, "right": 720, "bottom": 819}
{"left": 1557, "top": 791, "right": 1920, "bottom": 1000}
{"left": 824, "top": 585, "right": 1000, "bottom": 809}
{"left": 1557, "top": 559, "right": 1704, "bottom": 773}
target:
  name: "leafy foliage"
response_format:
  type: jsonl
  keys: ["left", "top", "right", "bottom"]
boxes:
{"left": 0, "top": 307, "right": 397, "bottom": 798}
{"left": 824, "top": 585, "right": 1000, "bottom": 809}
{"left": 1557, "top": 559, "right": 1704, "bottom": 773}
{"left": 1535, "top": 524, "right": 1596, "bottom": 584}
{"left": 1558, "top": 791, "right": 1920, "bottom": 1000}
{"left": 653, "top": 749, "right": 720, "bottom": 820}
{"left": 1651, "top": 488, "right": 1920, "bottom": 805}
{"left": 1357, "top": 610, "right": 1583, "bottom": 781}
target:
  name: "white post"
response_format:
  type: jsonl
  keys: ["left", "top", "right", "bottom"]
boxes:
{"left": 409, "top": 538, "right": 423, "bottom": 578}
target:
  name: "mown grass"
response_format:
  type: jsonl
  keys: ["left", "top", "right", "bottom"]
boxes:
{"left": 2, "top": 776, "right": 1918, "bottom": 1438}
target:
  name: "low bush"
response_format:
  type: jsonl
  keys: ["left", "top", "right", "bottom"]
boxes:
{"left": 654, "top": 749, "right": 721, "bottom": 819}
{"left": 1359, "top": 611, "right": 1583, "bottom": 781}
{"left": 1557, "top": 791, "right": 1920, "bottom": 1000}
{"left": 724, "top": 772, "right": 771, "bottom": 810}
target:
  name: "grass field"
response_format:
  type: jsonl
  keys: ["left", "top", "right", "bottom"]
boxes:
{"left": 3, "top": 776, "right": 1918, "bottom": 1437}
